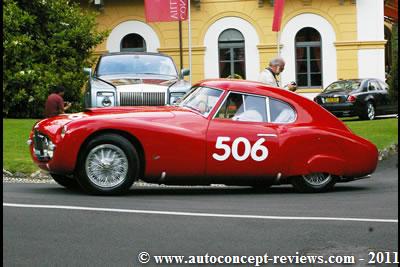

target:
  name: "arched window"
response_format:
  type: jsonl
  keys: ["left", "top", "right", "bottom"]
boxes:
{"left": 120, "top": 33, "right": 146, "bottom": 52}
{"left": 295, "top": 27, "right": 322, "bottom": 87}
{"left": 218, "top": 29, "right": 246, "bottom": 79}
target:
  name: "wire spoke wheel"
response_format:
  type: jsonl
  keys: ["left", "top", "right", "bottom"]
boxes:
{"left": 292, "top": 172, "right": 335, "bottom": 193}
{"left": 302, "top": 173, "right": 332, "bottom": 187}
{"left": 85, "top": 144, "right": 129, "bottom": 188}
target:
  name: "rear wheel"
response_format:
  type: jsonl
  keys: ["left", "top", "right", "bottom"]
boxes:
{"left": 76, "top": 134, "right": 139, "bottom": 195}
{"left": 359, "top": 101, "right": 375, "bottom": 120}
{"left": 51, "top": 174, "right": 79, "bottom": 190}
{"left": 291, "top": 173, "right": 336, "bottom": 193}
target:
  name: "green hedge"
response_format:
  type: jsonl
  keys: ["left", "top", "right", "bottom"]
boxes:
{"left": 388, "top": 23, "right": 398, "bottom": 102}
{"left": 3, "top": 0, "right": 108, "bottom": 118}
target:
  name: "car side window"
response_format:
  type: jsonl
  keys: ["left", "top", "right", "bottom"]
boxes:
{"left": 378, "top": 81, "right": 389, "bottom": 91}
{"left": 372, "top": 80, "right": 383, "bottom": 91}
{"left": 215, "top": 93, "right": 244, "bottom": 119}
{"left": 215, "top": 93, "right": 267, "bottom": 122}
{"left": 362, "top": 83, "right": 368, "bottom": 92}
{"left": 269, "top": 98, "right": 296, "bottom": 123}
{"left": 368, "top": 81, "right": 378, "bottom": 91}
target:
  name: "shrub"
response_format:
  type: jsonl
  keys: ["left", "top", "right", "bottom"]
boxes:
{"left": 388, "top": 22, "right": 398, "bottom": 103}
{"left": 3, "top": 0, "right": 108, "bottom": 118}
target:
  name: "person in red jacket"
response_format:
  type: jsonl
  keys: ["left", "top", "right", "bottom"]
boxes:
{"left": 44, "top": 85, "right": 71, "bottom": 117}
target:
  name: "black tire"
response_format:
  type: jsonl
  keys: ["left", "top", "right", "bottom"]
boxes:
{"left": 291, "top": 173, "right": 336, "bottom": 193}
{"left": 76, "top": 134, "right": 139, "bottom": 195}
{"left": 359, "top": 101, "right": 375, "bottom": 120}
{"left": 51, "top": 174, "right": 80, "bottom": 190}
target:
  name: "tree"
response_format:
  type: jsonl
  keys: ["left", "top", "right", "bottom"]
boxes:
{"left": 3, "top": 0, "right": 108, "bottom": 117}
{"left": 388, "top": 22, "right": 398, "bottom": 103}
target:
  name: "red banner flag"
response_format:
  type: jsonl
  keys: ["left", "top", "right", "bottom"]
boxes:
{"left": 145, "top": 0, "right": 188, "bottom": 22}
{"left": 272, "top": 0, "right": 285, "bottom": 32}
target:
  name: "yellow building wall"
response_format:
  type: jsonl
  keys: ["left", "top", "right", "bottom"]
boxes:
{"left": 86, "top": 0, "right": 362, "bottom": 86}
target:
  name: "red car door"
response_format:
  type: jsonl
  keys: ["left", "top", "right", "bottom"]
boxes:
{"left": 205, "top": 92, "right": 281, "bottom": 183}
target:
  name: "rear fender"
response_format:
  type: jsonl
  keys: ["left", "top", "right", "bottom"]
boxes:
{"left": 306, "top": 155, "right": 346, "bottom": 176}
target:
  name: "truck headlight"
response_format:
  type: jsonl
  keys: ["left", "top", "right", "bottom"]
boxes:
{"left": 169, "top": 92, "right": 186, "bottom": 105}
{"left": 96, "top": 92, "right": 115, "bottom": 107}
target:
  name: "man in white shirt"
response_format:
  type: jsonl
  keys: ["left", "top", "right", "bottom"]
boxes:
{"left": 258, "top": 57, "right": 297, "bottom": 92}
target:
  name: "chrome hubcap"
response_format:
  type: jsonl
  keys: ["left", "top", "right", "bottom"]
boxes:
{"left": 302, "top": 173, "right": 332, "bottom": 187}
{"left": 85, "top": 144, "right": 128, "bottom": 188}
{"left": 367, "top": 103, "right": 375, "bottom": 119}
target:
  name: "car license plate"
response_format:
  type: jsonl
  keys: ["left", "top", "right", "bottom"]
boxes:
{"left": 325, "top": 97, "right": 339, "bottom": 103}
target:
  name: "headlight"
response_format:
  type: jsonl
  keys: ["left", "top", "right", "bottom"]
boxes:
{"left": 96, "top": 92, "right": 115, "bottom": 107}
{"left": 46, "top": 139, "right": 56, "bottom": 158}
{"left": 169, "top": 92, "right": 186, "bottom": 105}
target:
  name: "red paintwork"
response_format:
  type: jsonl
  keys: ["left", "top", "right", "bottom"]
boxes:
{"left": 29, "top": 79, "right": 378, "bottom": 184}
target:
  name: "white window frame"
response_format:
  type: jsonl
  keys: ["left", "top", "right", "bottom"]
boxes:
{"left": 203, "top": 17, "right": 260, "bottom": 81}
{"left": 107, "top": 20, "right": 160, "bottom": 53}
{"left": 280, "top": 13, "right": 337, "bottom": 89}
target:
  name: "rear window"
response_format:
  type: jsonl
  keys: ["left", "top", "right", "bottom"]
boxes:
{"left": 324, "top": 81, "right": 361, "bottom": 92}
{"left": 269, "top": 98, "right": 296, "bottom": 123}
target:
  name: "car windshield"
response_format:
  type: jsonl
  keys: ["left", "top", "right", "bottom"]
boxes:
{"left": 179, "top": 86, "right": 223, "bottom": 116}
{"left": 324, "top": 80, "right": 361, "bottom": 92}
{"left": 96, "top": 54, "right": 178, "bottom": 77}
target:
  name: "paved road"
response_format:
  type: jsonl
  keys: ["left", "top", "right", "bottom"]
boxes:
{"left": 3, "top": 155, "right": 398, "bottom": 267}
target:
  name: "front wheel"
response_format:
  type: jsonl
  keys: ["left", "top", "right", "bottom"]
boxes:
{"left": 291, "top": 173, "right": 336, "bottom": 193}
{"left": 76, "top": 134, "right": 139, "bottom": 195}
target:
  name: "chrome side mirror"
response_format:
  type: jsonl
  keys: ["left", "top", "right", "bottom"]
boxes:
{"left": 180, "top": 68, "right": 190, "bottom": 79}
{"left": 83, "top": 67, "right": 92, "bottom": 78}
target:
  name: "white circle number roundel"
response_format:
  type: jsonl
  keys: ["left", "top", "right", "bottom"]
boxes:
{"left": 212, "top": 136, "right": 269, "bottom": 162}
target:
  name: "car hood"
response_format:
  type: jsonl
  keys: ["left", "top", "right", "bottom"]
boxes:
{"left": 98, "top": 74, "right": 178, "bottom": 87}
{"left": 33, "top": 106, "right": 202, "bottom": 138}
{"left": 84, "top": 106, "right": 177, "bottom": 116}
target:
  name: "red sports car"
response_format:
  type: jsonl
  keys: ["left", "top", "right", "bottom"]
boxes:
{"left": 29, "top": 79, "right": 378, "bottom": 195}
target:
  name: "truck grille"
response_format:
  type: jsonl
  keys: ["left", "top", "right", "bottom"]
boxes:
{"left": 119, "top": 92, "right": 166, "bottom": 106}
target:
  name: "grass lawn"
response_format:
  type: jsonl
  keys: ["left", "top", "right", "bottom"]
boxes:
{"left": 2, "top": 117, "right": 398, "bottom": 174}
{"left": 3, "top": 119, "right": 40, "bottom": 174}
{"left": 342, "top": 117, "right": 398, "bottom": 150}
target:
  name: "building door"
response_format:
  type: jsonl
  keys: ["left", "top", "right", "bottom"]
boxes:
{"left": 218, "top": 29, "right": 246, "bottom": 79}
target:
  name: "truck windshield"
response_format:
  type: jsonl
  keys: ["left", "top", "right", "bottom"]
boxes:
{"left": 97, "top": 54, "right": 178, "bottom": 77}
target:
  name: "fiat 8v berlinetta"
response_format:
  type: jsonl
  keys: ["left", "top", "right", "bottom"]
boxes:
{"left": 29, "top": 80, "right": 378, "bottom": 195}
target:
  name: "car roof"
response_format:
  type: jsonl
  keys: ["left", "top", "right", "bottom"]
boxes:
{"left": 100, "top": 52, "right": 172, "bottom": 58}
{"left": 194, "top": 79, "right": 298, "bottom": 98}
{"left": 332, "top": 78, "right": 383, "bottom": 82}
{"left": 332, "top": 79, "right": 364, "bottom": 82}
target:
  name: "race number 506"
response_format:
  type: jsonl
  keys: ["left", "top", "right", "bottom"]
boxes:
{"left": 212, "top": 136, "right": 269, "bottom": 162}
